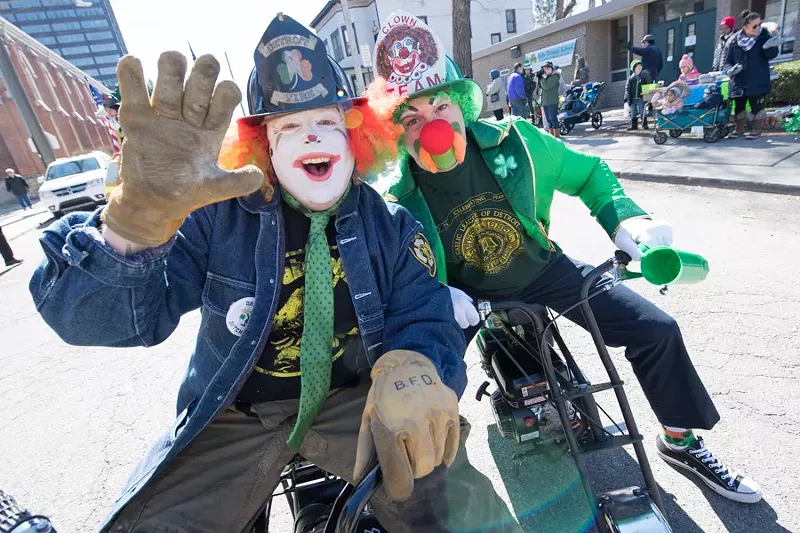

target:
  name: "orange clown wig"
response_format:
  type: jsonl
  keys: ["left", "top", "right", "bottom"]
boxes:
{"left": 218, "top": 99, "right": 400, "bottom": 199}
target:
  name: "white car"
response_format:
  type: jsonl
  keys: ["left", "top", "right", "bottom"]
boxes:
{"left": 38, "top": 152, "right": 110, "bottom": 218}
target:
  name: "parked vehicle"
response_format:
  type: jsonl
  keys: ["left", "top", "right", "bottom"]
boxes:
{"left": 37, "top": 152, "right": 110, "bottom": 218}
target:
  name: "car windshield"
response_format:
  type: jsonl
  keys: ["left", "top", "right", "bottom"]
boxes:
{"left": 46, "top": 157, "right": 101, "bottom": 180}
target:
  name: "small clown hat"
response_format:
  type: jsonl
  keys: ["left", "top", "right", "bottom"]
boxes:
{"left": 372, "top": 11, "right": 483, "bottom": 115}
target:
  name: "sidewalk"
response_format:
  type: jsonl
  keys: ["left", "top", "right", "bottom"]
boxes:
{"left": 563, "top": 129, "right": 800, "bottom": 194}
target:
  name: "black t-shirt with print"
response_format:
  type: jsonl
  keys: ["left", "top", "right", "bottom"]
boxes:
{"left": 236, "top": 201, "right": 367, "bottom": 404}
{"left": 412, "top": 137, "right": 555, "bottom": 299}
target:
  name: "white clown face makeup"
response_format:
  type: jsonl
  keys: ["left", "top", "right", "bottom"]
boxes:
{"left": 266, "top": 105, "right": 354, "bottom": 211}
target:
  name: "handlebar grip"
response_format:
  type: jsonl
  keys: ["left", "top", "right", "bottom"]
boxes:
{"left": 615, "top": 250, "right": 632, "bottom": 266}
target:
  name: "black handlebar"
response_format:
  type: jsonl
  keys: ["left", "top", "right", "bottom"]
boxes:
{"left": 324, "top": 465, "right": 383, "bottom": 533}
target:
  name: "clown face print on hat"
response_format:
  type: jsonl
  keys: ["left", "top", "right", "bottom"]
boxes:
{"left": 373, "top": 11, "right": 446, "bottom": 96}
{"left": 265, "top": 105, "right": 354, "bottom": 211}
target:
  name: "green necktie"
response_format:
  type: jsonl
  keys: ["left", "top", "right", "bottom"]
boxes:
{"left": 283, "top": 186, "right": 351, "bottom": 452}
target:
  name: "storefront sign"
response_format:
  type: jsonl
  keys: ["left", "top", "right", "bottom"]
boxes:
{"left": 524, "top": 39, "right": 577, "bottom": 70}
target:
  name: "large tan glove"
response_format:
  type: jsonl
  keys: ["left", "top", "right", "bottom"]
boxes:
{"left": 101, "top": 52, "right": 263, "bottom": 247}
{"left": 354, "top": 350, "right": 460, "bottom": 501}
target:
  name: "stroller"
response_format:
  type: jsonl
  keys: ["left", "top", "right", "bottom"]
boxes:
{"left": 653, "top": 82, "right": 731, "bottom": 144}
{"left": 557, "top": 81, "right": 605, "bottom": 135}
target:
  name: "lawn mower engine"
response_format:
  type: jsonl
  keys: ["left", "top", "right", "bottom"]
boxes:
{"left": 476, "top": 323, "right": 562, "bottom": 445}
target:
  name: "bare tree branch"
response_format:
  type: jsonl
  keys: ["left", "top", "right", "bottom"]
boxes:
{"left": 563, "top": 0, "right": 578, "bottom": 18}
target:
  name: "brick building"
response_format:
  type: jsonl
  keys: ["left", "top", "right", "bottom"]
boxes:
{"left": 472, "top": 0, "right": 799, "bottom": 112}
{"left": 1, "top": 15, "right": 112, "bottom": 204}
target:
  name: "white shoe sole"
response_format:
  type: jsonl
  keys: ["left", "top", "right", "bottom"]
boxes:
{"left": 657, "top": 449, "right": 762, "bottom": 504}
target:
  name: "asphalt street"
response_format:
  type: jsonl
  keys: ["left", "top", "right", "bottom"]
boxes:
{"left": 1, "top": 181, "right": 798, "bottom": 533}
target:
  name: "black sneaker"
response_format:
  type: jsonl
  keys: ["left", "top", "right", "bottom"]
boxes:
{"left": 655, "top": 435, "right": 761, "bottom": 503}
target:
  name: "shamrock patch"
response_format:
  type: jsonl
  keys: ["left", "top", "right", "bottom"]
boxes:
{"left": 493, "top": 153, "right": 518, "bottom": 179}
{"left": 277, "top": 49, "right": 313, "bottom": 89}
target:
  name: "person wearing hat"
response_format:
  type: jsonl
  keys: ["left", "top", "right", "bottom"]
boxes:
{"left": 628, "top": 34, "right": 663, "bottom": 82}
{"left": 368, "top": 11, "right": 761, "bottom": 506}
{"left": 624, "top": 59, "right": 652, "bottom": 130}
{"left": 537, "top": 61, "right": 562, "bottom": 136}
{"left": 30, "top": 14, "right": 517, "bottom": 532}
{"left": 712, "top": 16, "right": 737, "bottom": 72}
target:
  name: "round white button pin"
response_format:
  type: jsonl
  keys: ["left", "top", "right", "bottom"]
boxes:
{"left": 226, "top": 297, "right": 255, "bottom": 337}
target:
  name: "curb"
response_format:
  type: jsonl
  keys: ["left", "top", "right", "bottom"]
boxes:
{"left": 617, "top": 171, "right": 800, "bottom": 196}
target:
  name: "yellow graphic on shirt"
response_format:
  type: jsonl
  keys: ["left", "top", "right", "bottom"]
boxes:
{"left": 253, "top": 245, "right": 359, "bottom": 378}
{"left": 452, "top": 208, "right": 524, "bottom": 275}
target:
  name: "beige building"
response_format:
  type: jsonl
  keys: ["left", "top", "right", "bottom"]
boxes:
{"left": 472, "top": 0, "right": 798, "bottom": 112}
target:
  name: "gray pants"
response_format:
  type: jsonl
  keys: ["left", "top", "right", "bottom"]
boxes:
{"left": 109, "top": 382, "right": 521, "bottom": 533}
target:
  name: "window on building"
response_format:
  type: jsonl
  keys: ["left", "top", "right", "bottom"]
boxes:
{"left": 37, "top": 36, "right": 57, "bottom": 45}
{"left": 80, "top": 18, "right": 108, "bottom": 29}
{"left": 3, "top": 13, "right": 16, "bottom": 22}
{"left": 47, "top": 9, "right": 77, "bottom": 19}
{"left": 610, "top": 15, "right": 634, "bottom": 82}
{"left": 666, "top": 27, "right": 675, "bottom": 62}
{"left": 94, "top": 53, "right": 121, "bottom": 64}
{"left": 61, "top": 45, "right": 90, "bottom": 55}
{"left": 57, "top": 34, "right": 85, "bottom": 44}
{"left": 98, "top": 66, "right": 117, "bottom": 75}
{"left": 418, "top": 15, "right": 428, "bottom": 23}
{"left": 84, "top": 67, "right": 99, "bottom": 76}
{"left": 649, "top": 0, "right": 710, "bottom": 25}
{"left": 51, "top": 21, "right": 80, "bottom": 31}
{"left": 90, "top": 43, "right": 117, "bottom": 52}
{"left": 363, "top": 69, "right": 374, "bottom": 85}
{"left": 15, "top": 11, "right": 47, "bottom": 21}
{"left": 491, "top": 32, "right": 502, "bottom": 44}
{"left": 11, "top": 0, "right": 41, "bottom": 8}
{"left": 341, "top": 25, "right": 353, "bottom": 56}
{"left": 330, "top": 29, "right": 344, "bottom": 61}
{"left": 42, "top": 68, "right": 64, "bottom": 109}
{"left": 85, "top": 31, "right": 113, "bottom": 41}
{"left": 76, "top": 6, "right": 105, "bottom": 17}
{"left": 506, "top": 9, "right": 517, "bottom": 33}
{"left": 70, "top": 56, "right": 94, "bottom": 67}
{"left": 18, "top": 23, "right": 52, "bottom": 33}
{"left": 765, "top": 0, "right": 798, "bottom": 59}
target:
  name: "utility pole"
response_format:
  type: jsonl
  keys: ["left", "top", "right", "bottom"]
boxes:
{"left": 0, "top": 39, "right": 56, "bottom": 166}
{"left": 224, "top": 51, "right": 246, "bottom": 116}
{"left": 339, "top": 0, "right": 366, "bottom": 94}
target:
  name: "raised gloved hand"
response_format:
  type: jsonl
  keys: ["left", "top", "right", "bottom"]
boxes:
{"left": 101, "top": 52, "right": 263, "bottom": 247}
{"left": 354, "top": 350, "right": 459, "bottom": 501}
{"left": 726, "top": 63, "right": 743, "bottom": 77}
{"left": 614, "top": 218, "right": 673, "bottom": 261}
{"left": 449, "top": 286, "right": 480, "bottom": 329}
{"left": 763, "top": 35, "right": 783, "bottom": 49}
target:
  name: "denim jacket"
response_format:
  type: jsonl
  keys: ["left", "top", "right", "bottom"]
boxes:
{"left": 29, "top": 183, "right": 466, "bottom": 530}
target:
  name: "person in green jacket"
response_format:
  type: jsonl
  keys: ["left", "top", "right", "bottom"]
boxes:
{"left": 368, "top": 11, "right": 761, "bottom": 505}
{"left": 537, "top": 61, "right": 562, "bottom": 137}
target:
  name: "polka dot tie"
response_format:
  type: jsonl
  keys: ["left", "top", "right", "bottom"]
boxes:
{"left": 283, "top": 187, "right": 350, "bottom": 452}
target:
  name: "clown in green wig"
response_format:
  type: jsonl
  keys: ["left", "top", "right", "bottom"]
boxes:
{"left": 367, "top": 10, "right": 763, "bottom": 507}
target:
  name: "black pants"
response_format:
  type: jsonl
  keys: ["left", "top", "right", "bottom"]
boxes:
{"left": 0, "top": 226, "right": 16, "bottom": 265}
{"left": 733, "top": 94, "right": 766, "bottom": 118}
{"left": 461, "top": 255, "right": 720, "bottom": 430}
{"left": 493, "top": 109, "right": 504, "bottom": 120}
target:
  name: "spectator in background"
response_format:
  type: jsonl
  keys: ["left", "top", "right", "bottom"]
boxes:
{"left": 712, "top": 16, "right": 737, "bottom": 71}
{"left": 624, "top": 59, "right": 652, "bottom": 130}
{"left": 524, "top": 67, "right": 538, "bottom": 120}
{"left": 506, "top": 62, "right": 528, "bottom": 117}
{"left": 724, "top": 10, "right": 781, "bottom": 139}
{"left": 485, "top": 69, "right": 506, "bottom": 121}
{"left": 5, "top": 169, "right": 32, "bottom": 210}
{"left": 573, "top": 56, "right": 590, "bottom": 86}
{"left": 628, "top": 35, "right": 663, "bottom": 81}
{"left": 0, "top": 225, "right": 22, "bottom": 268}
{"left": 537, "top": 61, "right": 562, "bottom": 137}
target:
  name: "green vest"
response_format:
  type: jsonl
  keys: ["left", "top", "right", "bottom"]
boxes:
{"left": 376, "top": 117, "right": 649, "bottom": 283}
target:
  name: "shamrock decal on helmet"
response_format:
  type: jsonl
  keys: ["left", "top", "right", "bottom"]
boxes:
{"left": 277, "top": 49, "right": 313, "bottom": 89}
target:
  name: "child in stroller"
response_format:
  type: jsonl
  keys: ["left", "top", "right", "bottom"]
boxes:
{"left": 557, "top": 81, "right": 605, "bottom": 134}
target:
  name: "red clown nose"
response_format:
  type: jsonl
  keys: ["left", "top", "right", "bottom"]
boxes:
{"left": 419, "top": 119, "right": 455, "bottom": 156}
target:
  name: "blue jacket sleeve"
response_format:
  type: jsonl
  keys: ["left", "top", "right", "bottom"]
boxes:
{"left": 29, "top": 206, "right": 212, "bottom": 347}
{"left": 381, "top": 212, "right": 468, "bottom": 399}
